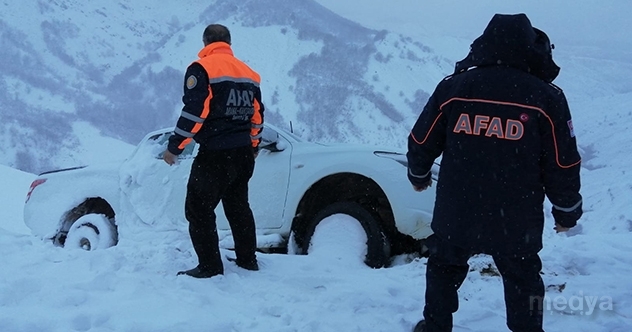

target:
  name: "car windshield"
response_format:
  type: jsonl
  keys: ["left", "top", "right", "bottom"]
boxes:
{"left": 147, "top": 131, "right": 196, "bottom": 158}
{"left": 140, "top": 124, "right": 299, "bottom": 158}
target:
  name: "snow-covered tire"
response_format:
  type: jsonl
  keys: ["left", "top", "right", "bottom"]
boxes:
{"left": 65, "top": 214, "right": 117, "bottom": 251}
{"left": 296, "top": 202, "right": 391, "bottom": 268}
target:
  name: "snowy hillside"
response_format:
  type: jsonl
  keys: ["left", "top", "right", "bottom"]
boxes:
{"left": 0, "top": 0, "right": 454, "bottom": 174}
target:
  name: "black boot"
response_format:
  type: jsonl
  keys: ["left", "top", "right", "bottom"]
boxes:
{"left": 413, "top": 320, "right": 426, "bottom": 332}
{"left": 238, "top": 261, "right": 259, "bottom": 271}
{"left": 231, "top": 257, "right": 259, "bottom": 271}
{"left": 177, "top": 266, "right": 221, "bottom": 278}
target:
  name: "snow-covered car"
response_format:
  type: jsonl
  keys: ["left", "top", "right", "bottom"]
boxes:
{"left": 24, "top": 124, "right": 438, "bottom": 267}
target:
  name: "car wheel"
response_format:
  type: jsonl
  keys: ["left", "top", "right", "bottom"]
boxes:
{"left": 65, "top": 214, "right": 117, "bottom": 251}
{"left": 297, "top": 202, "right": 391, "bottom": 268}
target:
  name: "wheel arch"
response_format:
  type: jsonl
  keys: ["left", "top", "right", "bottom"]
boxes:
{"left": 290, "top": 172, "right": 398, "bottom": 252}
{"left": 55, "top": 197, "right": 118, "bottom": 247}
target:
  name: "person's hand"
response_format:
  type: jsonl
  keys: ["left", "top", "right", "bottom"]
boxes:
{"left": 554, "top": 223, "right": 571, "bottom": 233}
{"left": 163, "top": 150, "right": 178, "bottom": 166}
{"left": 413, "top": 179, "right": 432, "bottom": 192}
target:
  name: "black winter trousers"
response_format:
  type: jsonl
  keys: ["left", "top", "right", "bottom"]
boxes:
{"left": 184, "top": 146, "right": 257, "bottom": 275}
{"left": 422, "top": 235, "right": 544, "bottom": 332}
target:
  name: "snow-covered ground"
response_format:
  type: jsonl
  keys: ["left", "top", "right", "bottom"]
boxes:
{"left": 2, "top": 1, "right": 632, "bottom": 331}
{"left": 2, "top": 151, "right": 632, "bottom": 332}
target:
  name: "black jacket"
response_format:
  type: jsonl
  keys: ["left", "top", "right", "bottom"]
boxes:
{"left": 168, "top": 42, "right": 264, "bottom": 155}
{"left": 407, "top": 14, "right": 582, "bottom": 255}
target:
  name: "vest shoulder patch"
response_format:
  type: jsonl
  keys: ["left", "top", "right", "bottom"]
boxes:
{"left": 186, "top": 75, "right": 197, "bottom": 89}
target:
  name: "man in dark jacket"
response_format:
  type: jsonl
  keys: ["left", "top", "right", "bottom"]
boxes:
{"left": 408, "top": 14, "right": 582, "bottom": 332}
{"left": 163, "top": 24, "right": 265, "bottom": 278}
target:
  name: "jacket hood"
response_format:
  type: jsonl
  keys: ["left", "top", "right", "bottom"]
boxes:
{"left": 454, "top": 13, "right": 560, "bottom": 82}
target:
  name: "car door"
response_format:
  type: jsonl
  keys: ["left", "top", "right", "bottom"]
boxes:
{"left": 119, "top": 127, "right": 291, "bottom": 232}
{"left": 118, "top": 130, "right": 196, "bottom": 231}
{"left": 245, "top": 126, "right": 292, "bottom": 230}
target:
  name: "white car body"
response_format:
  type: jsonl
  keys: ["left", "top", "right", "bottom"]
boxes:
{"left": 24, "top": 124, "right": 437, "bottom": 264}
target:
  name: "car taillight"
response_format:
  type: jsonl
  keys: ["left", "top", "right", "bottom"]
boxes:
{"left": 26, "top": 178, "right": 47, "bottom": 203}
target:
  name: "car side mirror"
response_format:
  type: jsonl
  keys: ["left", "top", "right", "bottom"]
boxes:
{"left": 262, "top": 141, "right": 283, "bottom": 152}
{"left": 259, "top": 129, "right": 284, "bottom": 152}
